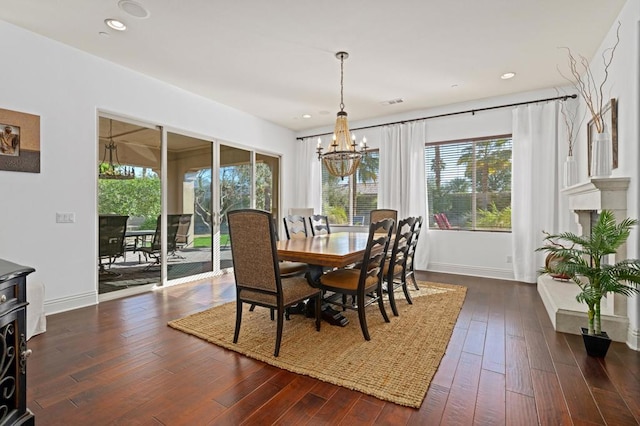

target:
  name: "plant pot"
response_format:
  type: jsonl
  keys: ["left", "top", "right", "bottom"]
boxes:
{"left": 581, "top": 327, "right": 611, "bottom": 357}
{"left": 545, "top": 253, "right": 571, "bottom": 281}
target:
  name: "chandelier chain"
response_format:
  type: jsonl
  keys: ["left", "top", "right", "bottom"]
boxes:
{"left": 339, "top": 55, "right": 345, "bottom": 112}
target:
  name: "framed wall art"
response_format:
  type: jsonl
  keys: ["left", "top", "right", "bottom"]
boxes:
{"left": 587, "top": 98, "right": 617, "bottom": 177}
{"left": 0, "top": 107, "right": 40, "bottom": 173}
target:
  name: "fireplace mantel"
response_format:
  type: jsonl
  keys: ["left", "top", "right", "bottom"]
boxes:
{"left": 563, "top": 177, "right": 630, "bottom": 213}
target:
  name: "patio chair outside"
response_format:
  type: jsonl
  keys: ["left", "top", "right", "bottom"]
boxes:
{"left": 99, "top": 215, "right": 129, "bottom": 274}
{"left": 138, "top": 214, "right": 181, "bottom": 267}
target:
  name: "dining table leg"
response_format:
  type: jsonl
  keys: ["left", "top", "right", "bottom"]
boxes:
{"left": 304, "top": 264, "right": 325, "bottom": 288}
{"left": 304, "top": 264, "right": 349, "bottom": 326}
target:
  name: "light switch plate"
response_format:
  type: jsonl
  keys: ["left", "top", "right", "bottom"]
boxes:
{"left": 56, "top": 212, "right": 76, "bottom": 223}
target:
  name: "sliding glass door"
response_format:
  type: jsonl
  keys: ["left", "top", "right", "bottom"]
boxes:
{"left": 97, "top": 116, "right": 161, "bottom": 295}
{"left": 166, "top": 132, "right": 214, "bottom": 281}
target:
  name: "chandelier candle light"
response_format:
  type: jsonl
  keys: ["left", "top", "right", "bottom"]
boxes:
{"left": 316, "top": 51, "right": 368, "bottom": 180}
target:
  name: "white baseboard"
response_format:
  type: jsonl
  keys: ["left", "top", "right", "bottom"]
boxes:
{"left": 426, "top": 262, "right": 515, "bottom": 281}
{"left": 627, "top": 327, "right": 640, "bottom": 351}
{"left": 44, "top": 291, "right": 97, "bottom": 316}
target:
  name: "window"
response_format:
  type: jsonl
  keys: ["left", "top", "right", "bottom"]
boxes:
{"left": 321, "top": 150, "right": 379, "bottom": 225}
{"left": 425, "top": 136, "right": 512, "bottom": 231}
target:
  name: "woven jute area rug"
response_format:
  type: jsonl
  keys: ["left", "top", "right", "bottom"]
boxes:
{"left": 168, "top": 281, "right": 466, "bottom": 408}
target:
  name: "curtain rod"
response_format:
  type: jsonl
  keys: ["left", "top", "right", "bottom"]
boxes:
{"left": 296, "top": 94, "right": 577, "bottom": 141}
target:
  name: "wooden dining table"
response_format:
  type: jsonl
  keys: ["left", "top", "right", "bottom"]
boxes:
{"left": 276, "top": 231, "right": 371, "bottom": 286}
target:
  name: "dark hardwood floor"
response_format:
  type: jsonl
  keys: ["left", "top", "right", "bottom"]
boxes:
{"left": 27, "top": 271, "right": 640, "bottom": 425}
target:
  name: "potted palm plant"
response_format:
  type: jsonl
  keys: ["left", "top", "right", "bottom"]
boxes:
{"left": 536, "top": 210, "right": 640, "bottom": 357}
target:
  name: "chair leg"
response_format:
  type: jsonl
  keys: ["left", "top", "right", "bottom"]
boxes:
{"left": 357, "top": 293, "right": 371, "bottom": 341}
{"left": 410, "top": 270, "right": 419, "bottom": 290}
{"left": 402, "top": 279, "right": 413, "bottom": 305}
{"left": 233, "top": 299, "right": 243, "bottom": 343}
{"left": 274, "top": 307, "right": 284, "bottom": 357}
{"left": 387, "top": 279, "right": 399, "bottom": 316}
{"left": 315, "top": 294, "right": 321, "bottom": 331}
{"left": 248, "top": 304, "right": 276, "bottom": 321}
{"left": 377, "top": 286, "right": 390, "bottom": 323}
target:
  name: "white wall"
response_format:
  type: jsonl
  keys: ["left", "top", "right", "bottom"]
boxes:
{"left": 0, "top": 21, "right": 297, "bottom": 314}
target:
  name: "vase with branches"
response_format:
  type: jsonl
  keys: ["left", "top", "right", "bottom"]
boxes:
{"left": 557, "top": 91, "right": 585, "bottom": 187}
{"left": 536, "top": 210, "right": 640, "bottom": 356}
{"left": 559, "top": 21, "right": 620, "bottom": 177}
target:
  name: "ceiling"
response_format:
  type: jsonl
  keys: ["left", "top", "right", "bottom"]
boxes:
{"left": 0, "top": 1, "right": 626, "bottom": 132}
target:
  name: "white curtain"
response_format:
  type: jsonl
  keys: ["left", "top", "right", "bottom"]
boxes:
{"left": 379, "top": 121, "right": 429, "bottom": 269}
{"left": 512, "top": 102, "right": 560, "bottom": 283}
{"left": 294, "top": 137, "right": 321, "bottom": 213}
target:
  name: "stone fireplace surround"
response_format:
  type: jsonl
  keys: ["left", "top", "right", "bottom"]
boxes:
{"left": 537, "top": 177, "right": 631, "bottom": 343}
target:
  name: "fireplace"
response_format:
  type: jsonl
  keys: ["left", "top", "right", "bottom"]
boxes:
{"left": 537, "top": 177, "right": 630, "bottom": 342}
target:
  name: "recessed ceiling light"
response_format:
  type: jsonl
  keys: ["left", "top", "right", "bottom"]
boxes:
{"left": 98, "top": 31, "right": 110, "bottom": 38}
{"left": 501, "top": 72, "right": 516, "bottom": 80}
{"left": 451, "top": 84, "right": 459, "bottom": 88}
{"left": 302, "top": 114, "right": 312, "bottom": 119}
{"left": 118, "top": 0, "right": 150, "bottom": 18}
{"left": 105, "top": 18, "right": 127, "bottom": 31}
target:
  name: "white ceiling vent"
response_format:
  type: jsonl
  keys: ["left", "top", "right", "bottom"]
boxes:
{"left": 380, "top": 98, "right": 404, "bottom": 106}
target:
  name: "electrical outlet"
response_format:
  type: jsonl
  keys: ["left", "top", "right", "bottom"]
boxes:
{"left": 506, "top": 255, "right": 513, "bottom": 263}
{"left": 56, "top": 212, "right": 76, "bottom": 223}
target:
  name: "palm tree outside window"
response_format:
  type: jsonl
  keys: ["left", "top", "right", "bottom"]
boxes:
{"left": 425, "top": 136, "right": 512, "bottom": 231}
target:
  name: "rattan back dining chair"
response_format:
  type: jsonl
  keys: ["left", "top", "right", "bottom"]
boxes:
{"left": 318, "top": 218, "right": 394, "bottom": 340}
{"left": 383, "top": 216, "right": 417, "bottom": 316}
{"left": 228, "top": 209, "right": 321, "bottom": 357}
{"left": 308, "top": 214, "right": 331, "bottom": 236}
{"left": 283, "top": 214, "right": 308, "bottom": 240}
{"left": 369, "top": 209, "right": 397, "bottom": 225}
{"left": 249, "top": 217, "right": 308, "bottom": 318}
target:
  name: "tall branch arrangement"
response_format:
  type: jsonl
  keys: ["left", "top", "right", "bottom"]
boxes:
{"left": 556, "top": 89, "right": 585, "bottom": 156}
{"left": 559, "top": 22, "right": 620, "bottom": 134}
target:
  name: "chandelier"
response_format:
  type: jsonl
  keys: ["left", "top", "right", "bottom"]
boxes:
{"left": 99, "top": 119, "right": 135, "bottom": 180}
{"left": 316, "top": 51, "right": 368, "bottom": 179}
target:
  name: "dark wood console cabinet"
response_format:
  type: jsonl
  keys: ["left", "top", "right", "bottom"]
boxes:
{"left": 0, "top": 260, "right": 34, "bottom": 425}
